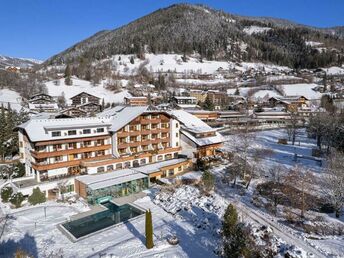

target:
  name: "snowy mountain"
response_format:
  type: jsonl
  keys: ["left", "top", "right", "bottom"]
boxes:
{"left": 44, "top": 3, "right": 344, "bottom": 69}
{"left": 0, "top": 55, "right": 42, "bottom": 69}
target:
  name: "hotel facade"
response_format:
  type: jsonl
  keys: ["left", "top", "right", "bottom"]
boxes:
{"left": 15, "top": 106, "right": 223, "bottom": 200}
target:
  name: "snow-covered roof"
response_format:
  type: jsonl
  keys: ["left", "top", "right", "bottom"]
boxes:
{"left": 173, "top": 96, "right": 197, "bottom": 100}
{"left": 182, "top": 129, "right": 224, "bottom": 147}
{"left": 17, "top": 117, "right": 112, "bottom": 142}
{"left": 170, "top": 110, "right": 217, "bottom": 133}
{"left": 170, "top": 110, "right": 224, "bottom": 146}
{"left": 133, "top": 158, "right": 188, "bottom": 175}
{"left": 76, "top": 169, "right": 147, "bottom": 191}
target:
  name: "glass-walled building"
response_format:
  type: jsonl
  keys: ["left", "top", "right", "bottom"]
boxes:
{"left": 75, "top": 169, "right": 149, "bottom": 204}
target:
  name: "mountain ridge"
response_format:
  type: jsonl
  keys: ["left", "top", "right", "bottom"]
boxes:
{"left": 44, "top": 3, "right": 344, "bottom": 69}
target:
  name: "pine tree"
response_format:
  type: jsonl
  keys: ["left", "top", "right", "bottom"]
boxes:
{"left": 223, "top": 204, "right": 238, "bottom": 238}
{"left": 10, "top": 192, "right": 24, "bottom": 208}
{"left": 28, "top": 187, "right": 46, "bottom": 205}
{"left": 145, "top": 209, "right": 154, "bottom": 249}
{"left": 64, "top": 65, "right": 73, "bottom": 85}
{"left": 203, "top": 95, "right": 215, "bottom": 111}
{"left": 1, "top": 186, "right": 13, "bottom": 202}
{"left": 202, "top": 170, "right": 215, "bottom": 192}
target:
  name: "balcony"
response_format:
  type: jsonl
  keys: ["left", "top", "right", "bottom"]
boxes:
{"left": 31, "top": 144, "right": 111, "bottom": 159}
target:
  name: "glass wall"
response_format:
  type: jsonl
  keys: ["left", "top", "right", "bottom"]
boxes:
{"left": 86, "top": 177, "right": 149, "bottom": 204}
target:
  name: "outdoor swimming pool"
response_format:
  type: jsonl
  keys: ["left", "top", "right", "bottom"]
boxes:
{"left": 61, "top": 202, "right": 144, "bottom": 240}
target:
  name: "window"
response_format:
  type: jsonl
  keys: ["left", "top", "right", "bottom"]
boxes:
{"left": 68, "top": 130, "right": 77, "bottom": 136}
{"left": 83, "top": 129, "right": 91, "bottom": 134}
{"left": 19, "top": 141, "right": 23, "bottom": 148}
{"left": 176, "top": 133, "right": 179, "bottom": 137}
{"left": 176, "top": 142, "right": 179, "bottom": 147}
{"left": 96, "top": 128, "right": 104, "bottom": 133}
{"left": 116, "top": 163, "right": 123, "bottom": 169}
{"left": 140, "top": 159, "right": 146, "bottom": 165}
{"left": 84, "top": 141, "right": 91, "bottom": 146}
{"left": 55, "top": 156, "right": 63, "bottom": 162}
{"left": 52, "top": 131, "right": 61, "bottom": 137}
{"left": 176, "top": 123, "right": 179, "bottom": 128}
{"left": 157, "top": 155, "right": 163, "bottom": 161}
{"left": 107, "top": 165, "right": 114, "bottom": 171}
{"left": 97, "top": 167, "right": 105, "bottom": 173}
{"left": 178, "top": 166, "right": 182, "bottom": 172}
{"left": 124, "top": 161, "right": 131, "bottom": 168}
{"left": 73, "top": 154, "right": 78, "bottom": 159}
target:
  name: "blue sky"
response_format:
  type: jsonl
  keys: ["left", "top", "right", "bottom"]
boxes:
{"left": 1, "top": 0, "right": 343, "bottom": 60}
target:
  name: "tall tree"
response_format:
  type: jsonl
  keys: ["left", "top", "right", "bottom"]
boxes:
{"left": 145, "top": 209, "right": 154, "bottom": 249}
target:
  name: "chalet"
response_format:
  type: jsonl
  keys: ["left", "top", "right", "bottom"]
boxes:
{"left": 207, "top": 91, "right": 229, "bottom": 110}
{"left": 71, "top": 92, "right": 100, "bottom": 106}
{"left": 28, "top": 93, "right": 59, "bottom": 113}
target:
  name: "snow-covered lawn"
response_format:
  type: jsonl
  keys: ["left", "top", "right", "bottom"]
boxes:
{"left": 0, "top": 89, "right": 24, "bottom": 112}
{"left": 45, "top": 77, "right": 131, "bottom": 104}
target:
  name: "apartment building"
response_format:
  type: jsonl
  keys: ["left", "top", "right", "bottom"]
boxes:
{"left": 124, "top": 96, "right": 148, "bottom": 106}
{"left": 16, "top": 106, "right": 187, "bottom": 197}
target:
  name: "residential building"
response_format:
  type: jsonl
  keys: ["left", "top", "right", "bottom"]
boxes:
{"left": 28, "top": 93, "right": 59, "bottom": 113}
{"left": 70, "top": 92, "right": 100, "bottom": 106}
{"left": 124, "top": 96, "right": 148, "bottom": 106}
{"left": 189, "top": 90, "right": 207, "bottom": 103}
{"left": 172, "top": 96, "right": 198, "bottom": 109}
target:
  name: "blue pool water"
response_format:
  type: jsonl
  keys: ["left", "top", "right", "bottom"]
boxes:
{"left": 62, "top": 202, "right": 144, "bottom": 239}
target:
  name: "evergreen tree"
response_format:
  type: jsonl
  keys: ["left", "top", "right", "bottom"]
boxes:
{"left": 202, "top": 95, "right": 215, "bottom": 111}
{"left": 64, "top": 64, "right": 73, "bottom": 85}
{"left": 28, "top": 187, "right": 46, "bottom": 205}
{"left": 130, "top": 56, "right": 135, "bottom": 64}
{"left": 202, "top": 170, "right": 215, "bottom": 192}
{"left": 10, "top": 192, "right": 24, "bottom": 208}
{"left": 0, "top": 105, "right": 5, "bottom": 159}
{"left": 223, "top": 204, "right": 238, "bottom": 237}
{"left": 145, "top": 209, "right": 154, "bottom": 249}
{"left": 1, "top": 186, "right": 13, "bottom": 202}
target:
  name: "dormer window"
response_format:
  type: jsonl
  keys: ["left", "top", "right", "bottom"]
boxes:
{"left": 52, "top": 131, "right": 61, "bottom": 137}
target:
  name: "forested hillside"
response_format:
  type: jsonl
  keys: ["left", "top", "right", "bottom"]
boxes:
{"left": 45, "top": 4, "right": 344, "bottom": 69}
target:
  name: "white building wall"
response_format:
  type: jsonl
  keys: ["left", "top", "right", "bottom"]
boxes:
{"left": 170, "top": 119, "right": 180, "bottom": 148}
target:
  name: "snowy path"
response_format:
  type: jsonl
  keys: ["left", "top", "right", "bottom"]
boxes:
{"left": 236, "top": 202, "right": 327, "bottom": 258}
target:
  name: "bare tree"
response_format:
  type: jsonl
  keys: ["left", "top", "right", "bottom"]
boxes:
{"left": 285, "top": 166, "right": 315, "bottom": 219}
{"left": 322, "top": 151, "right": 344, "bottom": 218}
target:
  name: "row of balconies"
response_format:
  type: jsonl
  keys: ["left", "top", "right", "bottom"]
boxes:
{"left": 34, "top": 140, "right": 108, "bottom": 153}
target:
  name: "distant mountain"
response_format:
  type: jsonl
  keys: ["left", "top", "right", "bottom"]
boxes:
{"left": 0, "top": 55, "right": 42, "bottom": 69}
{"left": 44, "top": 3, "right": 344, "bottom": 69}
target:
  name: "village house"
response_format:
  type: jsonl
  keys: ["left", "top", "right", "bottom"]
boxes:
{"left": 172, "top": 96, "right": 199, "bottom": 109}
{"left": 70, "top": 92, "right": 100, "bottom": 106}
{"left": 124, "top": 96, "right": 148, "bottom": 106}
{"left": 28, "top": 93, "right": 59, "bottom": 113}
{"left": 189, "top": 90, "right": 207, "bottom": 103}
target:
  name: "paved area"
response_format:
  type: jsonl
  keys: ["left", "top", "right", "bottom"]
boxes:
{"left": 112, "top": 192, "right": 147, "bottom": 206}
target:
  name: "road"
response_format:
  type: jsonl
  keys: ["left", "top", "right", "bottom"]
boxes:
{"left": 235, "top": 201, "right": 327, "bottom": 258}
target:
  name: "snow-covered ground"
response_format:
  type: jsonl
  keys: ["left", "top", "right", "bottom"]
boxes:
{"left": 101, "top": 54, "right": 291, "bottom": 76}
{"left": 243, "top": 26, "right": 271, "bottom": 35}
{"left": 252, "top": 89, "right": 282, "bottom": 100}
{"left": 45, "top": 77, "right": 131, "bottom": 104}
{"left": 322, "top": 66, "right": 344, "bottom": 76}
{"left": 0, "top": 89, "right": 24, "bottom": 112}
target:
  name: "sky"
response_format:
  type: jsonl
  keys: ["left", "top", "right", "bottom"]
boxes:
{"left": 1, "top": 0, "right": 343, "bottom": 60}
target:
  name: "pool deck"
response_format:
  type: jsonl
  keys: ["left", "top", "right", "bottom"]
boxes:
{"left": 111, "top": 192, "right": 147, "bottom": 206}
{"left": 69, "top": 205, "right": 108, "bottom": 221}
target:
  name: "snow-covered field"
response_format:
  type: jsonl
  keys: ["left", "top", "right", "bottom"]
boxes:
{"left": 0, "top": 89, "right": 24, "bottom": 112}
{"left": 45, "top": 77, "right": 131, "bottom": 104}
{"left": 101, "top": 54, "right": 291, "bottom": 75}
